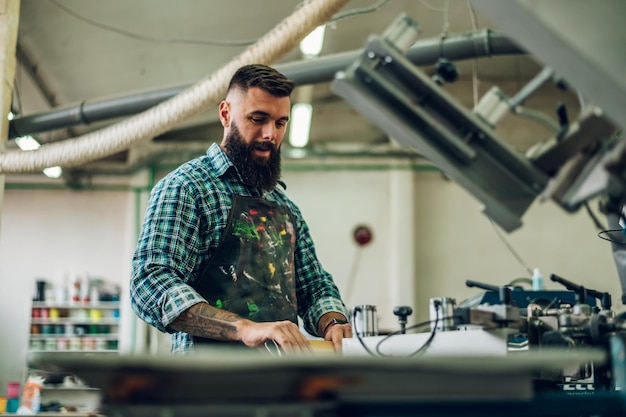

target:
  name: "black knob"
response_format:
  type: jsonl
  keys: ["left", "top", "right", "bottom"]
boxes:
{"left": 432, "top": 58, "right": 459, "bottom": 85}
{"left": 393, "top": 306, "right": 413, "bottom": 334}
{"left": 393, "top": 306, "right": 413, "bottom": 320}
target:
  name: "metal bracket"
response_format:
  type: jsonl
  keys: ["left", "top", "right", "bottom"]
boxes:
{"left": 331, "top": 14, "right": 548, "bottom": 232}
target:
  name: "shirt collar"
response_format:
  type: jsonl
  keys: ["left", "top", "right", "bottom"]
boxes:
{"left": 206, "top": 143, "right": 233, "bottom": 178}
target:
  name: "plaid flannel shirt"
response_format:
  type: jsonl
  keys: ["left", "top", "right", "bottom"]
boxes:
{"left": 130, "top": 143, "right": 348, "bottom": 354}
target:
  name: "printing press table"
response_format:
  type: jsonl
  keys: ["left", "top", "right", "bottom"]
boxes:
{"left": 28, "top": 349, "right": 626, "bottom": 417}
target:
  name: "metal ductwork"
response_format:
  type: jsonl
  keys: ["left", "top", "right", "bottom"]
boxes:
{"left": 9, "top": 31, "right": 524, "bottom": 139}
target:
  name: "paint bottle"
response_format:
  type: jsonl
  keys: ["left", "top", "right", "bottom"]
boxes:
{"left": 532, "top": 268, "right": 544, "bottom": 291}
{"left": 70, "top": 275, "right": 81, "bottom": 304}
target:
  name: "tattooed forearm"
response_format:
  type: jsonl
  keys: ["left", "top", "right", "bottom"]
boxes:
{"left": 170, "top": 302, "right": 242, "bottom": 341}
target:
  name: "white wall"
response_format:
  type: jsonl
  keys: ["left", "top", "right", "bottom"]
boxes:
{"left": 0, "top": 187, "right": 137, "bottom": 394}
{"left": 282, "top": 163, "right": 418, "bottom": 332}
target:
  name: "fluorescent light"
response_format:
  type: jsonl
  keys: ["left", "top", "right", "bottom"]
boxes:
{"left": 43, "top": 166, "right": 62, "bottom": 178}
{"left": 289, "top": 103, "right": 312, "bottom": 148}
{"left": 13, "top": 135, "right": 62, "bottom": 178}
{"left": 15, "top": 135, "right": 41, "bottom": 151}
{"left": 299, "top": 25, "right": 326, "bottom": 57}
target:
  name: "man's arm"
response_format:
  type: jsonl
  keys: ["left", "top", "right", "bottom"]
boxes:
{"left": 170, "top": 302, "right": 312, "bottom": 353}
{"left": 169, "top": 302, "right": 241, "bottom": 340}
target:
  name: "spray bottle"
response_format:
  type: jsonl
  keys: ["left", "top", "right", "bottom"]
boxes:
{"left": 532, "top": 268, "right": 544, "bottom": 291}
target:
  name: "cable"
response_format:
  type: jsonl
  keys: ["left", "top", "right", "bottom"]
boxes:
{"left": 419, "top": 0, "right": 449, "bottom": 13}
{"left": 342, "top": 246, "right": 362, "bottom": 302}
{"left": 466, "top": 0, "right": 480, "bottom": 107}
{"left": 584, "top": 201, "right": 607, "bottom": 231}
{"left": 375, "top": 310, "right": 444, "bottom": 357}
{"left": 508, "top": 277, "right": 532, "bottom": 287}
{"left": 49, "top": 0, "right": 392, "bottom": 46}
{"left": 46, "top": 0, "right": 266, "bottom": 47}
{"left": 513, "top": 106, "right": 561, "bottom": 133}
{"left": 352, "top": 308, "right": 437, "bottom": 358}
{"left": 328, "top": 0, "right": 391, "bottom": 23}
{"left": 598, "top": 229, "right": 626, "bottom": 245}
{"left": 441, "top": 0, "right": 451, "bottom": 35}
{"left": 488, "top": 217, "right": 533, "bottom": 276}
{"left": 352, "top": 307, "right": 380, "bottom": 357}
{"left": 526, "top": 296, "right": 559, "bottom": 310}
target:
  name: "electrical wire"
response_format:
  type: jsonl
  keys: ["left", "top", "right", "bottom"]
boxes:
{"left": 585, "top": 201, "right": 608, "bottom": 231}
{"left": 342, "top": 246, "right": 362, "bottom": 302}
{"left": 48, "top": 0, "right": 392, "bottom": 47}
{"left": 352, "top": 308, "right": 381, "bottom": 357}
{"left": 47, "top": 0, "right": 258, "bottom": 46}
{"left": 598, "top": 229, "right": 626, "bottom": 245}
{"left": 352, "top": 305, "right": 464, "bottom": 358}
{"left": 588, "top": 197, "right": 626, "bottom": 245}
{"left": 375, "top": 309, "right": 442, "bottom": 357}
{"left": 328, "top": 0, "right": 391, "bottom": 23}
{"left": 466, "top": 0, "right": 480, "bottom": 107}
{"left": 488, "top": 217, "right": 533, "bottom": 276}
{"left": 441, "top": 0, "right": 451, "bottom": 35}
{"left": 526, "top": 295, "right": 559, "bottom": 310}
{"left": 513, "top": 106, "right": 561, "bottom": 133}
{"left": 508, "top": 277, "right": 532, "bottom": 287}
{"left": 419, "top": 0, "right": 449, "bottom": 13}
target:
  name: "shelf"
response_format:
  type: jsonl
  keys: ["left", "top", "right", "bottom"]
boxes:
{"left": 30, "top": 334, "right": 118, "bottom": 340}
{"left": 0, "top": 413, "right": 104, "bottom": 417}
{"left": 42, "top": 386, "right": 100, "bottom": 391}
{"left": 32, "top": 301, "right": 120, "bottom": 309}
{"left": 29, "top": 349, "right": 119, "bottom": 354}
{"left": 31, "top": 318, "right": 119, "bottom": 325}
{"left": 29, "top": 300, "right": 120, "bottom": 354}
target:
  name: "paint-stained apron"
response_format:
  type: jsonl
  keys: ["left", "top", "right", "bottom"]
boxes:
{"left": 194, "top": 195, "right": 298, "bottom": 345}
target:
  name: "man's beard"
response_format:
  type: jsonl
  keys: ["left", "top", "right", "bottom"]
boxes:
{"left": 224, "top": 123, "right": 281, "bottom": 193}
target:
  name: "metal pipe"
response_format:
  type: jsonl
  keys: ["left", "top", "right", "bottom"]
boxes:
{"left": 508, "top": 66, "right": 555, "bottom": 108}
{"left": 9, "top": 31, "right": 524, "bottom": 139}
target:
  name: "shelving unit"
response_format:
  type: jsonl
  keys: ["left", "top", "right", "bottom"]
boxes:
{"left": 29, "top": 301, "right": 120, "bottom": 353}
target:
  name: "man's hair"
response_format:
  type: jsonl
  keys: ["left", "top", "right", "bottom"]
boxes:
{"left": 227, "top": 64, "right": 295, "bottom": 97}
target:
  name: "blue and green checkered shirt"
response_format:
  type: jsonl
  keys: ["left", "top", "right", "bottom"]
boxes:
{"left": 130, "top": 143, "right": 348, "bottom": 354}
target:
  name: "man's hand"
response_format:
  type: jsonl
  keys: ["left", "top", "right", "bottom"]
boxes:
{"left": 170, "top": 303, "right": 312, "bottom": 354}
{"left": 318, "top": 313, "right": 352, "bottom": 353}
{"left": 237, "top": 319, "right": 312, "bottom": 354}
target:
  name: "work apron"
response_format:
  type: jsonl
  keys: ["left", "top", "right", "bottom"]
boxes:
{"left": 194, "top": 195, "right": 298, "bottom": 346}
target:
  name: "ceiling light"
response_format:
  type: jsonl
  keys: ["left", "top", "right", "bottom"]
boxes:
{"left": 295, "top": 27, "right": 325, "bottom": 150}
{"left": 299, "top": 25, "right": 326, "bottom": 58}
{"left": 43, "top": 166, "right": 62, "bottom": 179}
{"left": 289, "top": 103, "right": 312, "bottom": 148}
{"left": 15, "top": 135, "right": 41, "bottom": 151}
{"left": 13, "top": 135, "right": 63, "bottom": 178}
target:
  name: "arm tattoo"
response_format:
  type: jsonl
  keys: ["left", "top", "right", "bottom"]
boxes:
{"left": 170, "top": 302, "right": 241, "bottom": 341}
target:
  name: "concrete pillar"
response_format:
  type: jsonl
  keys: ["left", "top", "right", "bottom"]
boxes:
{"left": 387, "top": 166, "right": 418, "bottom": 329}
{"left": 0, "top": 0, "right": 20, "bottom": 234}
{"left": 0, "top": 0, "right": 22, "bottom": 390}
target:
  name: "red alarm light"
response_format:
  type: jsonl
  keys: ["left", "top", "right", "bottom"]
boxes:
{"left": 353, "top": 225, "right": 373, "bottom": 246}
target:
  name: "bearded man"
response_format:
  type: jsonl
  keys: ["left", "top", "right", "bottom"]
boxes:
{"left": 131, "top": 64, "right": 351, "bottom": 355}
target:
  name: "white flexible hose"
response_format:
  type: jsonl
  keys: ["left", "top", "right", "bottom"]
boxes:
{"left": 0, "top": 0, "right": 350, "bottom": 173}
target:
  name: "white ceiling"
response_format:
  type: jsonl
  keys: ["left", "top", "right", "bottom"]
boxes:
{"left": 17, "top": 0, "right": 535, "bottom": 103}
{"left": 10, "top": 0, "right": 566, "bottom": 176}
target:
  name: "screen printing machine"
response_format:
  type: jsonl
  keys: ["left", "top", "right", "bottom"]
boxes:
{"left": 30, "top": 2, "right": 626, "bottom": 416}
